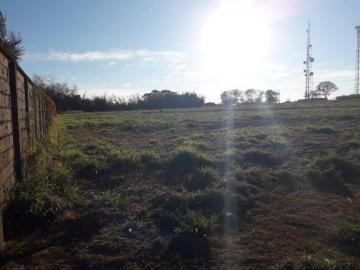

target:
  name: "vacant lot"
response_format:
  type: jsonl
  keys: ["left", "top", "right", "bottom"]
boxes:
{"left": 2, "top": 100, "right": 360, "bottom": 269}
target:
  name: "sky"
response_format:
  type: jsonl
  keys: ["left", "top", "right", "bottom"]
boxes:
{"left": 2, "top": 0, "right": 360, "bottom": 102}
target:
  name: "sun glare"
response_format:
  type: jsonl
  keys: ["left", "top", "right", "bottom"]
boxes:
{"left": 200, "top": 0, "right": 270, "bottom": 84}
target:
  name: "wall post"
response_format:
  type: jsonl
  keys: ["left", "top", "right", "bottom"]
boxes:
{"left": 9, "top": 61, "right": 22, "bottom": 181}
{"left": 0, "top": 210, "right": 4, "bottom": 252}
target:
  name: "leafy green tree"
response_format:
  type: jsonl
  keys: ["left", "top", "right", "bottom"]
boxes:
{"left": 0, "top": 11, "right": 24, "bottom": 62}
{"left": 220, "top": 89, "right": 243, "bottom": 105}
{"left": 265, "top": 90, "right": 280, "bottom": 103}
{"left": 316, "top": 81, "right": 338, "bottom": 99}
{"left": 245, "top": 89, "right": 257, "bottom": 103}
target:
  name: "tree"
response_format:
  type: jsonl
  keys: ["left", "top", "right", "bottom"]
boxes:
{"left": 245, "top": 89, "right": 257, "bottom": 103}
{"left": 255, "top": 90, "right": 264, "bottom": 103}
{"left": 0, "top": 11, "right": 24, "bottom": 62}
{"left": 309, "top": 90, "right": 321, "bottom": 99}
{"left": 316, "top": 81, "right": 338, "bottom": 99}
{"left": 220, "top": 89, "right": 243, "bottom": 105}
{"left": 265, "top": 90, "right": 280, "bottom": 103}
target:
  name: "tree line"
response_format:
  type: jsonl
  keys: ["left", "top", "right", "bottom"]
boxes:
{"left": 308, "top": 81, "right": 338, "bottom": 99}
{"left": 33, "top": 76, "right": 205, "bottom": 112}
{"left": 220, "top": 89, "right": 280, "bottom": 105}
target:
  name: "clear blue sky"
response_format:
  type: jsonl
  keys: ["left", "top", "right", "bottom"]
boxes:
{"left": 2, "top": 0, "right": 360, "bottom": 101}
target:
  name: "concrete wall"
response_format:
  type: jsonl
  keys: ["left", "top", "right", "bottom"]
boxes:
{"left": 0, "top": 49, "right": 53, "bottom": 251}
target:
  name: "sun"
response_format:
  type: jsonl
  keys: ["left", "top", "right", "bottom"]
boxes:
{"left": 200, "top": 0, "right": 270, "bottom": 85}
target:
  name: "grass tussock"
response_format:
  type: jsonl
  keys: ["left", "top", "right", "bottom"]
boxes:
{"left": 282, "top": 247, "right": 359, "bottom": 270}
{"left": 174, "top": 210, "right": 220, "bottom": 238}
{"left": 91, "top": 191, "right": 128, "bottom": 209}
{"left": 167, "top": 146, "right": 213, "bottom": 175}
{"left": 5, "top": 119, "right": 79, "bottom": 236}
{"left": 307, "top": 152, "right": 360, "bottom": 195}
{"left": 89, "top": 224, "right": 130, "bottom": 255}
{"left": 305, "top": 125, "right": 337, "bottom": 134}
{"left": 241, "top": 148, "right": 285, "bottom": 166}
{"left": 184, "top": 166, "right": 218, "bottom": 191}
{"left": 328, "top": 222, "right": 360, "bottom": 251}
{"left": 64, "top": 141, "right": 161, "bottom": 183}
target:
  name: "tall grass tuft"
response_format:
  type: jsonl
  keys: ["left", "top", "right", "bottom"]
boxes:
{"left": 174, "top": 210, "right": 219, "bottom": 238}
{"left": 5, "top": 119, "right": 79, "bottom": 236}
{"left": 167, "top": 146, "right": 213, "bottom": 174}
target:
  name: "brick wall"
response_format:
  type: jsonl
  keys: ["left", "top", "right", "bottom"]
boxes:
{"left": 0, "top": 52, "right": 14, "bottom": 209}
{"left": 0, "top": 49, "right": 53, "bottom": 220}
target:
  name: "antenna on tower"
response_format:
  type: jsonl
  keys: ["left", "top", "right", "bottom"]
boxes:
{"left": 355, "top": 25, "right": 360, "bottom": 95}
{"left": 304, "top": 22, "right": 315, "bottom": 99}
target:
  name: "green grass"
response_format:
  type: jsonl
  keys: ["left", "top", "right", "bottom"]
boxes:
{"left": 167, "top": 145, "right": 213, "bottom": 174}
{"left": 4, "top": 100, "right": 360, "bottom": 269}
{"left": 240, "top": 148, "right": 285, "bottom": 166}
{"left": 307, "top": 151, "right": 360, "bottom": 195}
{"left": 5, "top": 119, "right": 79, "bottom": 236}
{"left": 184, "top": 166, "right": 218, "bottom": 191}
{"left": 282, "top": 247, "right": 358, "bottom": 270}
{"left": 89, "top": 223, "right": 130, "bottom": 255}
{"left": 305, "top": 125, "right": 338, "bottom": 134}
{"left": 328, "top": 222, "right": 360, "bottom": 250}
{"left": 174, "top": 210, "right": 220, "bottom": 238}
{"left": 91, "top": 191, "right": 128, "bottom": 209}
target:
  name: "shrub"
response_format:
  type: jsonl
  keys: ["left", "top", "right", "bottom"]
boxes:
{"left": 167, "top": 146, "right": 213, "bottom": 174}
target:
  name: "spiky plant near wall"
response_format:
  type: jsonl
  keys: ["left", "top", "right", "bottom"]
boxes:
{"left": 0, "top": 11, "right": 24, "bottom": 62}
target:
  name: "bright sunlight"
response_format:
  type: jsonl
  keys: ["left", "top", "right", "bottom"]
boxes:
{"left": 200, "top": 0, "right": 271, "bottom": 84}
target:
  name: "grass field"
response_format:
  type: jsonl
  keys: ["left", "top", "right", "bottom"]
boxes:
{"left": 2, "top": 100, "right": 360, "bottom": 269}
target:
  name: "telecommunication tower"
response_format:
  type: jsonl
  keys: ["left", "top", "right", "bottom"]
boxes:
{"left": 355, "top": 25, "right": 360, "bottom": 95}
{"left": 304, "top": 22, "right": 315, "bottom": 99}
